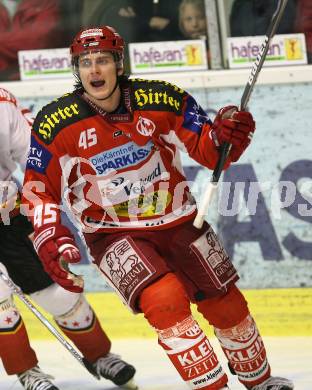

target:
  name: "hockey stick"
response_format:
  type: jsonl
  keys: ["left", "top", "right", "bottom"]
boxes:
{"left": 193, "top": 0, "right": 289, "bottom": 229}
{"left": 0, "top": 270, "right": 100, "bottom": 380}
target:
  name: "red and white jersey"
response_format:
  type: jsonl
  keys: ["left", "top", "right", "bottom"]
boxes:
{"left": 0, "top": 88, "right": 33, "bottom": 181}
{"left": 23, "top": 77, "right": 226, "bottom": 232}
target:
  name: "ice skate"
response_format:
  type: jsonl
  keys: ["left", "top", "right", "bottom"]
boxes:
{"left": 248, "top": 376, "right": 294, "bottom": 390}
{"left": 94, "top": 352, "right": 138, "bottom": 389}
{"left": 17, "top": 365, "right": 59, "bottom": 390}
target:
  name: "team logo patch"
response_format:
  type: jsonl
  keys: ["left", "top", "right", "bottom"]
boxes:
{"left": 26, "top": 136, "right": 52, "bottom": 174}
{"left": 182, "top": 95, "right": 211, "bottom": 134}
{"left": 136, "top": 116, "right": 156, "bottom": 136}
{"left": 99, "top": 238, "right": 156, "bottom": 307}
{"left": 190, "top": 226, "right": 238, "bottom": 289}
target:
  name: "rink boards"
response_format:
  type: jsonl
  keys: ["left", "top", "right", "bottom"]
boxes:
{"left": 15, "top": 288, "right": 312, "bottom": 340}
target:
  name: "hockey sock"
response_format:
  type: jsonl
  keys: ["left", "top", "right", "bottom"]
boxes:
{"left": 214, "top": 315, "right": 271, "bottom": 388}
{"left": 0, "top": 297, "right": 37, "bottom": 374}
{"left": 55, "top": 295, "right": 111, "bottom": 363}
{"left": 139, "top": 273, "right": 228, "bottom": 389}
{"left": 197, "top": 285, "right": 270, "bottom": 387}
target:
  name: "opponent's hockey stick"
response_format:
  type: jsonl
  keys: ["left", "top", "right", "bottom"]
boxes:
{"left": 0, "top": 270, "right": 100, "bottom": 380}
{"left": 193, "top": 0, "right": 289, "bottom": 229}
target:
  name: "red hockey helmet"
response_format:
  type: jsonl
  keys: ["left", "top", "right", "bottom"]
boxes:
{"left": 70, "top": 26, "right": 124, "bottom": 62}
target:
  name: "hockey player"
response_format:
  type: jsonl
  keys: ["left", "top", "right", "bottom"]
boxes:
{"left": 0, "top": 87, "right": 137, "bottom": 390}
{"left": 22, "top": 26, "right": 294, "bottom": 390}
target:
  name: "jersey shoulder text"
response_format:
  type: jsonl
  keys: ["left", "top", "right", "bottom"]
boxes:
{"left": 130, "top": 78, "right": 186, "bottom": 114}
{"left": 33, "top": 92, "right": 94, "bottom": 144}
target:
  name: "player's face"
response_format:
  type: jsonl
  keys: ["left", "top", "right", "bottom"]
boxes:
{"left": 78, "top": 51, "right": 121, "bottom": 100}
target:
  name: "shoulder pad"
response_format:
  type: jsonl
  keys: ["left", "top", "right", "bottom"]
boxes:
{"left": 33, "top": 92, "right": 94, "bottom": 144}
{"left": 130, "top": 78, "right": 185, "bottom": 114}
{"left": 0, "top": 88, "right": 17, "bottom": 105}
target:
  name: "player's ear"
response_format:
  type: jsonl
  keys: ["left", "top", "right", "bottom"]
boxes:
{"left": 117, "top": 66, "right": 124, "bottom": 76}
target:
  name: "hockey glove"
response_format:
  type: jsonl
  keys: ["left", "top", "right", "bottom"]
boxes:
{"left": 33, "top": 224, "right": 83, "bottom": 293}
{"left": 211, "top": 105, "right": 256, "bottom": 162}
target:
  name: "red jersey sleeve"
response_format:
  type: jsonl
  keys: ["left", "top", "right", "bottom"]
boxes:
{"left": 153, "top": 86, "right": 230, "bottom": 170}
{"left": 22, "top": 130, "right": 62, "bottom": 230}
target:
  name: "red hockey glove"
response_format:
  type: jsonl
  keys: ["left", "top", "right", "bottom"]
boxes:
{"left": 33, "top": 224, "right": 83, "bottom": 293}
{"left": 211, "top": 105, "right": 256, "bottom": 162}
